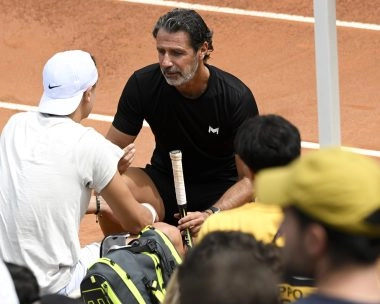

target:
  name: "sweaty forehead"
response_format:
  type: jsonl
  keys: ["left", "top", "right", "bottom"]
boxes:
{"left": 155, "top": 29, "right": 192, "bottom": 50}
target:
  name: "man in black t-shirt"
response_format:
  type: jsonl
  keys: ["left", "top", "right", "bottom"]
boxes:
{"left": 103, "top": 8, "right": 259, "bottom": 238}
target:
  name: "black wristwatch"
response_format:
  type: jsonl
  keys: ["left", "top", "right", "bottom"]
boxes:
{"left": 206, "top": 206, "right": 221, "bottom": 214}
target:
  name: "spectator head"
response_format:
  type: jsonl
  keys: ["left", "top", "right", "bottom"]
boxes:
{"left": 234, "top": 114, "right": 301, "bottom": 175}
{"left": 39, "top": 294, "right": 83, "bottom": 304}
{"left": 177, "top": 231, "right": 281, "bottom": 304}
{"left": 256, "top": 148, "right": 380, "bottom": 277}
{"left": 5, "top": 262, "right": 40, "bottom": 304}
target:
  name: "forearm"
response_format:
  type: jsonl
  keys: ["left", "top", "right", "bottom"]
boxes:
{"left": 213, "top": 177, "right": 253, "bottom": 210}
{"left": 89, "top": 193, "right": 158, "bottom": 236}
{"left": 101, "top": 174, "right": 159, "bottom": 234}
{"left": 177, "top": 177, "right": 253, "bottom": 239}
{"left": 177, "top": 179, "right": 253, "bottom": 237}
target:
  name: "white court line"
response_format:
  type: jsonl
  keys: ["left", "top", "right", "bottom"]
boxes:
{"left": 119, "top": 0, "right": 380, "bottom": 31}
{"left": 1, "top": 101, "right": 380, "bottom": 158}
{"left": 0, "top": 101, "right": 148, "bottom": 125}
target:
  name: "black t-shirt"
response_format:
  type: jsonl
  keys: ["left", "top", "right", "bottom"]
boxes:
{"left": 113, "top": 63, "right": 259, "bottom": 182}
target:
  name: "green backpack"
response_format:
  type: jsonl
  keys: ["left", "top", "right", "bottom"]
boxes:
{"left": 80, "top": 226, "right": 182, "bottom": 304}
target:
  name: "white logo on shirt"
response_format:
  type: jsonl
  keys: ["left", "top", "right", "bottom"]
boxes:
{"left": 208, "top": 126, "right": 219, "bottom": 135}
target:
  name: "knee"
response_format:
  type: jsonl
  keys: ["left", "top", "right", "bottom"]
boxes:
{"left": 153, "top": 222, "right": 185, "bottom": 257}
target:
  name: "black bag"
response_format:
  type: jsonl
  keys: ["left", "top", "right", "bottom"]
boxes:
{"left": 80, "top": 225, "right": 182, "bottom": 304}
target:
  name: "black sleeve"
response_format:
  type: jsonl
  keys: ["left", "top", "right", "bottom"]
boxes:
{"left": 112, "top": 73, "right": 144, "bottom": 136}
{"left": 231, "top": 86, "right": 259, "bottom": 134}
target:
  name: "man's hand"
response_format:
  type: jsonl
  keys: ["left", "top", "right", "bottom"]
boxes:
{"left": 175, "top": 211, "right": 210, "bottom": 237}
{"left": 117, "top": 143, "right": 136, "bottom": 174}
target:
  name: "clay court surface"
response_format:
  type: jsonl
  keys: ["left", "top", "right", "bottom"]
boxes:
{"left": 0, "top": 0, "right": 379, "bottom": 245}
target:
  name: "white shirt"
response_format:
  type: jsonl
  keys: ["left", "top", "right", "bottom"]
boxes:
{"left": 0, "top": 111, "right": 123, "bottom": 295}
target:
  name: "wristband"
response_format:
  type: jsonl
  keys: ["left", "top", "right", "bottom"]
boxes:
{"left": 141, "top": 203, "right": 158, "bottom": 224}
{"left": 203, "top": 206, "right": 221, "bottom": 215}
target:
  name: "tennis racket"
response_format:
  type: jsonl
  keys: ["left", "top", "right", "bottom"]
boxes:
{"left": 169, "top": 150, "right": 193, "bottom": 249}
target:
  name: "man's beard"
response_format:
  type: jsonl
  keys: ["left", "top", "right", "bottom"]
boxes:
{"left": 162, "top": 56, "right": 199, "bottom": 86}
{"left": 282, "top": 254, "right": 315, "bottom": 280}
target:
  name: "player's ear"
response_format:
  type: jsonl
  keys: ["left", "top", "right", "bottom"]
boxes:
{"left": 83, "top": 87, "right": 92, "bottom": 102}
{"left": 304, "top": 223, "right": 327, "bottom": 257}
{"left": 199, "top": 42, "right": 208, "bottom": 59}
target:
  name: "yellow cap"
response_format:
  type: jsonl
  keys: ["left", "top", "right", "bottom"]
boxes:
{"left": 255, "top": 148, "right": 380, "bottom": 237}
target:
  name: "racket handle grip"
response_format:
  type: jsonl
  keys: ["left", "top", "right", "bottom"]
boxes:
{"left": 183, "top": 229, "right": 193, "bottom": 249}
{"left": 178, "top": 204, "right": 193, "bottom": 248}
{"left": 178, "top": 204, "right": 188, "bottom": 218}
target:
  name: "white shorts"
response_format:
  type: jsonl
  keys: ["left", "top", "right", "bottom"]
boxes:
{"left": 57, "top": 242, "right": 100, "bottom": 297}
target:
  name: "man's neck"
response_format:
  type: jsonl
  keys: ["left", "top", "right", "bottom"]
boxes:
{"left": 176, "top": 65, "right": 210, "bottom": 99}
{"left": 317, "top": 263, "right": 380, "bottom": 302}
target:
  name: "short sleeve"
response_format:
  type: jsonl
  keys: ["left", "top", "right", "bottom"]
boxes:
{"left": 75, "top": 130, "right": 124, "bottom": 193}
{"left": 231, "top": 87, "right": 259, "bottom": 134}
{"left": 112, "top": 73, "right": 145, "bottom": 136}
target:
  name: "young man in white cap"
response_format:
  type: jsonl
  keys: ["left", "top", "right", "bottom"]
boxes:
{"left": 0, "top": 50, "right": 181, "bottom": 296}
{"left": 255, "top": 148, "right": 380, "bottom": 304}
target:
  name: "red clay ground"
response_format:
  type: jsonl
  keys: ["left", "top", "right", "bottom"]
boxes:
{"left": 0, "top": 0, "right": 379, "bottom": 245}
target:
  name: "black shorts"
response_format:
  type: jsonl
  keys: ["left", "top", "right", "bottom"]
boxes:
{"left": 142, "top": 164, "right": 236, "bottom": 225}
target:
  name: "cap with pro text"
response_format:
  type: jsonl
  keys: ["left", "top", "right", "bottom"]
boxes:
{"left": 255, "top": 148, "right": 380, "bottom": 237}
{"left": 38, "top": 50, "right": 98, "bottom": 115}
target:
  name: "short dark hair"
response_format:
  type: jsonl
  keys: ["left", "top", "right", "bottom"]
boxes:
{"left": 234, "top": 115, "right": 301, "bottom": 172}
{"left": 152, "top": 8, "right": 214, "bottom": 61}
{"left": 178, "top": 231, "right": 281, "bottom": 304}
{"left": 290, "top": 206, "right": 380, "bottom": 265}
{"left": 40, "top": 294, "right": 83, "bottom": 304}
{"left": 5, "top": 262, "right": 40, "bottom": 304}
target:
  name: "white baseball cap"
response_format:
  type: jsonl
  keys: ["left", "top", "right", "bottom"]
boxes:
{"left": 38, "top": 50, "right": 98, "bottom": 115}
